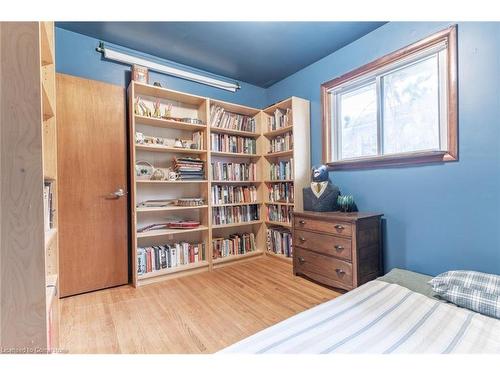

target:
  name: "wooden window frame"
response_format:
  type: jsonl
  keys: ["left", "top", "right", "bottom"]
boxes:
{"left": 321, "top": 25, "right": 458, "bottom": 170}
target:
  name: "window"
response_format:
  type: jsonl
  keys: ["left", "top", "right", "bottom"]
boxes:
{"left": 322, "top": 26, "right": 457, "bottom": 169}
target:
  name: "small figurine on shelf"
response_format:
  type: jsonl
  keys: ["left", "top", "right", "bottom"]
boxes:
{"left": 163, "top": 103, "right": 172, "bottom": 119}
{"left": 134, "top": 96, "right": 142, "bottom": 115}
{"left": 153, "top": 99, "right": 161, "bottom": 118}
{"left": 337, "top": 195, "right": 358, "bottom": 212}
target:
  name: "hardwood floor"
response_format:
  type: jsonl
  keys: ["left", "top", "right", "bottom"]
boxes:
{"left": 59, "top": 257, "right": 340, "bottom": 353}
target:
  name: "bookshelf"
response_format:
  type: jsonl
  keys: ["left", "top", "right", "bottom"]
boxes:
{"left": 261, "top": 97, "right": 310, "bottom": 263}
{"left": 128, "top": 81, "right": 309, "bottom": 286}
{"left": 0, "top": 22, "right": 59, "bottom": 353}
{"left": 41, "top": 21, "right": 60, "bottom": 352}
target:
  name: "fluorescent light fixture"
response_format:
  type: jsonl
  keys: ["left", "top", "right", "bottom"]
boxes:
{"left": 97, "top": 42, "right": 240, "bottom": 92}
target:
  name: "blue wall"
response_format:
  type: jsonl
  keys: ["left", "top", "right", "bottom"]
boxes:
{"left": 266, "top": 22, "right": 500, "bottom": 276}
{"left": 55, "top": 27, "right": 266, "bottom": 108}
{"left": 56, "top": 23, "right": 500, "bottom": 276}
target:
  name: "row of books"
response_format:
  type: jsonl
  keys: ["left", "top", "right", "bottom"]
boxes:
{"left": 137, "top": 242, "right": 205, "bottom": 275}
{"left": 173, "top": 157, "right": 204, "bottom": 180}
{"left": 268, "top": 182, "right": 294, "bottom": 203}
{"left": 211, "top": 134, "right": 257, "bottom": 155}
{"left": 267, "top": 108, "right": 292, "bottom": 132}
{"left": 211, "top": 185, "right": 258, "bottom": 205}
{"left": 266, "top": 204, "right": 293, "bottom": 224}
{"left": 43, "top": 181, "right": 55, "bottom": 232}
{"left": 211, "top": 162, "right": 257, "bottom": 181}
{"left": 269, "top": 131, "right": 293, "bottom": 153}
{"left": 212, "top": 205, "right": 260, "bottom": 226}
{"left": 212, "top": 232, "right": 256, "bottom": 259}
{"left": 269, "top": 159, "right": 294, "bottom": 180}
{"left": 210, "top": 105, "right": 256, "bottom": 133}
{"left": 266, "top": 228, "right": 293, "bottom": 257}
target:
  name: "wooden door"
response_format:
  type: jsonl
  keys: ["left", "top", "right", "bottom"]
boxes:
{"left": 57, "top": 74, "right": 129, "bottom": 297}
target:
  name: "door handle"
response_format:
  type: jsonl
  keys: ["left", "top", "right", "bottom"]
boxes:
{"left": 112, "top": 188, "right": 128, "bottom": 198}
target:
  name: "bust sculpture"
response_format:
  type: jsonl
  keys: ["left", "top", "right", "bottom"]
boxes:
{"left": 302, "top": 164, "right": 340, "bottom": 212}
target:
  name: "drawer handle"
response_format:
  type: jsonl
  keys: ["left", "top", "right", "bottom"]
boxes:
{"left": 299, "top": 220, "right": 306, "bottom": 225}
{"left": 335, "top": 268, "right": 346, "bottom": 275}
{"left": 334, "top": 245, "right": 344, "bottom": 251}
{"left": 334, "top": 224, "right": 345, "bottom": 230}
{"left": 299, "top": 236, "right": 306, "bottom": 242}
{"left": 298, "top": 256, "right": 306, "bottom": 264}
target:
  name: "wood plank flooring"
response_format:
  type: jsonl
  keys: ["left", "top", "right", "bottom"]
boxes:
{"left": 59, "top": 257, "right": 340, "bottom": 353}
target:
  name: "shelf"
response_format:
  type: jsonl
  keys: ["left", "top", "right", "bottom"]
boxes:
{"left": 212, "top": 250, "right": 263, "bottom": 265}
{"left": 40, "top": 22, "right": 54, "bottom": 66}
{"left": 136, "top": 144, "right": 207, "bottom": 154}
{"left": 266, "top": 251, "right": 293, "bottom": 263}
{"left": 264, "top": 150, "right": 294, "bottom": 158}
{"left": 136, "top": 205, "right": 208, "bottom": 213}
{"left": 265, "top": 201, "right": 295, "bottom": 206}
{"left": 138, "top": 261, "right": 209, "bottom": 280}
{"left": 264, "top": 180, "right": 294, "bottom": 183}
{"left": 263, "top": 97, "right": 294, "bottom": 115}
{"left": 134, "top": 81, "right": 207, "bottom": 106}
{"left": 211, "top": 180, "right": 261, "bottom": 184}
{"left": 263, "top": 125, "right": 294, "bottom": 138}
{"left": 265, "top": 221, "right": 292, "bottom": 228}
{"left": 137, "top": 180, "right": 207, "bottom": 184}
{"left": 210, "top": 99, "right": 261, "bottom": 117}
{"left": 45, "top": 274, "right": 58, "bottom": 313}
{"left": 210, "top": 127, "right": 260, "bottom": 138}
{"left": 42, "top": 83, "right": 55, "bottom": 121}
{"left": 212, "top": 202, "right": 262, "bottom": 207}
{"left": 137, "top": 225, "right": 209, "bottom": 238}
{"left": 135, "top": 115, "right": 206, "bottom": 131}
{"left": 45, "top": 228, "right": 57, "bottom": 248}
{"left": 212, "top": 220, "right": 263, "bottom": 229}
{"left": 211, "top": 151, "right": 260, "bottom": 159}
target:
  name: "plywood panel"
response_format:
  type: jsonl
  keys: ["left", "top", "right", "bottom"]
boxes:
{"left": 0, "top": 22, "right": 47, "bottom": 350}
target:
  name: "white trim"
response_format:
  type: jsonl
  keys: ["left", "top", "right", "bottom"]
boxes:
{"left": 102, "top": 46, "right": 240, "bottom": 92}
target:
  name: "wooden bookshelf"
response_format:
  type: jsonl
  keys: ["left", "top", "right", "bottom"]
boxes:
{"left": 1, "top": 21, "right": 60, "bottom": 353}
{"left": 128, "top": 81, "right": 310, "bottom": 286}
{"left": 41, "top": 21, "right": 60, "bottom": 353}
{"left": 261, "top": 97, "right": 310, "bottom": 260}
{"left": 129, "top": 81, "right": 211, "bottom": 286}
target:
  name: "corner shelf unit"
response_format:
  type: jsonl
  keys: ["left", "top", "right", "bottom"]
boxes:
{"left": 128, "top": 81, "right": 309, "bottom": 286}
{"left": 1, "top": 21, "right": 59, "bottom": 353}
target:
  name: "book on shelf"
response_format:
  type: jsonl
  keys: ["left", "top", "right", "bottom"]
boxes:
{"left": 269, "top": 159, "right": 294, "bottom": 180}
{"left": 212, "top": 232, "right": 256, "bottom": 259}
{"left": 268, "top": 182, "right": 294, "bottom": 203}
{"left": 210, "top": 104, "right": 256, "bottom": 133}
{"left": 212, "top": 205, "right": 260, "bottom": 225}
{"left": 137, "top": 241, "right": 206, "bottom": 275}
{"left": 192, "top": 131, "right": 204, "bottom": 150}
{"left": 267, "top": 108, "right": 292, "bottom": 132}
{"left": 212, "top": 185, "right": 258, "bottom": 205}
{"left": 173, "top": 157, "right": 205, "bottom": 180}
{"left": 266, "top": 204, "right": 293, "bottom": 224}
{"left": 266, "top": 227, "right": 293, "bottom": 257}
{"left": 43, "top": 181, "right": 55, "bottom": 233}
{"left": 211, "top": 133, "right": 256, "bottom": 154}
{"left": 269, "top": 131, "right": 293, "bottom": 153}
{"left": 211, "top": 161, "right": 257, "bottom": 181}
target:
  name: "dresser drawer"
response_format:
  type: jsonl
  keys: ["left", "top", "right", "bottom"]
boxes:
{"left": 294, "top": 216, "right": 352, "bottom": 237}
{"left": 294, "top": 247, "right": 353, "bottom": 287}
{"left": 294, "top": 229, "right": 352, "bottom": 261}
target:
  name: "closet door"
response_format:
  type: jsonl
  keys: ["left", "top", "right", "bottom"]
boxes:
{"left": 57, "top": 74, "right": 129, "bottom": 297}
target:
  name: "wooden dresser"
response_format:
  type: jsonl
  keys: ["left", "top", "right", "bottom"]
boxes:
{"left": 293, "top": 211, "right": 383, "bottom": 291}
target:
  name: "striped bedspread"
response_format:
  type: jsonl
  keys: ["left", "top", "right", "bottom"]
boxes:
{"left": 221, "top": 280, "right": 500, "bottom": 353}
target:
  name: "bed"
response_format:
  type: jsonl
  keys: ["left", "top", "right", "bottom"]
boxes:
{"left": 220, "top": 269, "right": 500, "bottom": 354}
